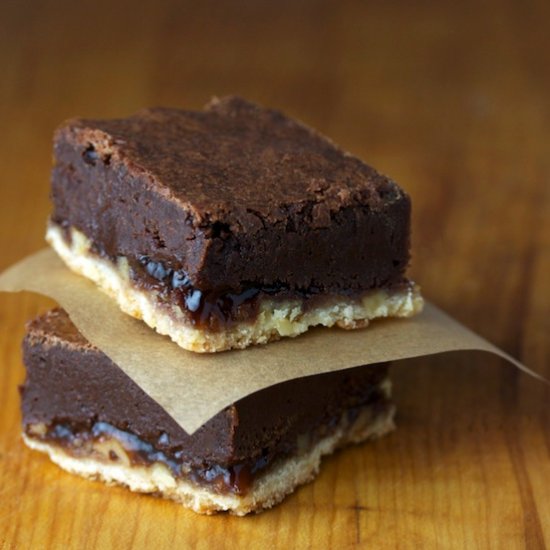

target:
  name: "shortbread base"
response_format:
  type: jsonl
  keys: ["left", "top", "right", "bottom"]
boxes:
{"left": 46, "top": 222, "right": 423, "bottom": 352}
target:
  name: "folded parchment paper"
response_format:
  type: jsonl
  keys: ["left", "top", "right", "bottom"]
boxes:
{"left": 0, "top": 249, "right": 543, "bottom": 434}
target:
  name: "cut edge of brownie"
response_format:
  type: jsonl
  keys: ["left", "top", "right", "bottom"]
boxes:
{"left": 46, "top": 221, "right": 423, "bottom": 352}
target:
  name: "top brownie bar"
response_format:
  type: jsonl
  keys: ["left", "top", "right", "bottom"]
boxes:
{"left": 51, "top": 96, "right": 410, "bottom": 294}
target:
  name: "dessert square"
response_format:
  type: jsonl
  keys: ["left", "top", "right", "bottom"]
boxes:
{"left": 21, "top": 309, "right": 395, "bottom": 515}
{"left": 48, "top": 96, "right": 422, "bottom": 352}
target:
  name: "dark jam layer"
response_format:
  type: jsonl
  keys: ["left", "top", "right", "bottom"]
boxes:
{"left": 127, "top": 255, "right": 409, "bottom": 332}
{"left": 29, "top": 421, "right": 277, "bottom": 496}
{"left": 128, "top": 255, "right": 327, "bottom": 331}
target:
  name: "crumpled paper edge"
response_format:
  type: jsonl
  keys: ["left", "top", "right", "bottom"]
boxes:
{"left": 0, "top": 249, "right": 545, "bottom": 434}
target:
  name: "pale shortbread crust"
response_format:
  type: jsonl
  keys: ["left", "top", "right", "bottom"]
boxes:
{"left": 23, "top": 398, "right": 395, "bottom": 515}
{"left": 46, "top": 223, "right": 423, "bottom": 353}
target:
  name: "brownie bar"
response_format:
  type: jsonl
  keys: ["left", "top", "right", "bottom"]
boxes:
{"left": 21, "top": 309, "right": 395, "bottom": 515}
{"left": 48, "top": 96, "right": 422, "bottom": 351}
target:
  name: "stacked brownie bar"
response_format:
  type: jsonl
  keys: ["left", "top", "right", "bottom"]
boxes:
{"left": 20, "top": 97, "right": 423, "bottom": 514}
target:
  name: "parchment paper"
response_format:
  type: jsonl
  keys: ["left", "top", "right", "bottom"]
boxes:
{"left": 0, "top": 249, "right": 544, "bottom": 434}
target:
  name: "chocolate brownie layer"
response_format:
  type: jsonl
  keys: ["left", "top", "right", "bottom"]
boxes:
{"left": 51, "top": 96, "right": 410, "bottom": 294}
{"left": 21, "top": 309, "right": 395, "bottom": 514}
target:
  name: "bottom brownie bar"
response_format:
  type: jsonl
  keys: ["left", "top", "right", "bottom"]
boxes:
{"left": 20, "top": 309, "right": 395, "bottom": 515}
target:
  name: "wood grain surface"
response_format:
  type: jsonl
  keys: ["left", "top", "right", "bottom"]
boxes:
{"left": 0, "top": 1, "right": 549, "bottom": 548}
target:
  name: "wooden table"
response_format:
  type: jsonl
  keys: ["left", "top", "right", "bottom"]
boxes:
{"left": 1, "top": 1, "right": 549, "bottom": 548}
